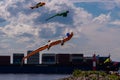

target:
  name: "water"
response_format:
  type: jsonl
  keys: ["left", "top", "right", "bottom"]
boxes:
{"left": 0, "top": 74, "right": 69, "bottom": 80}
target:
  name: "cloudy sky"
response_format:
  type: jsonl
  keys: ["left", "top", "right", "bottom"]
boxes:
{"left": 0, "top": 0, "right": 120, "bottom": 61}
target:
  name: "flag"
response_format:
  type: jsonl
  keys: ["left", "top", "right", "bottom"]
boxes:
{"left": 104, "top": 58, "right": 111, "bottom": 63}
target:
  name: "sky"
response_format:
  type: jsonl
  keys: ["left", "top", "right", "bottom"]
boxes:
{"left": 0, "top": 0, "right": 120, "bottom": 61}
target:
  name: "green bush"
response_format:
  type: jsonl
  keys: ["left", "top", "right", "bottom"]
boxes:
{"left": 72, "top": 70, "right": 120, "bottom": 80}
{"left": 107, "top": 74, "right": 120, "bottom": 80}
{"left": 98, "top": 71, "right": 107, "bottom": 76}
{"left": 72, "top": 69, "right": 82, "bottom": 77}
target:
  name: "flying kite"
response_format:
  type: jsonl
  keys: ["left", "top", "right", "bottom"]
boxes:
{"left": 30, "top": 2, "right": 45, "bottom": 9}
{"left": 21, "top": 32, "right": 73, "bottom": 64}
{"left": 104, "top": 57, "right": 111, "bottom": 64}
{"left": 46, "top": 10, "right": 69, "bottom": 21}
{"left": 47, "top": 32, "right": 72, "bottom": 50}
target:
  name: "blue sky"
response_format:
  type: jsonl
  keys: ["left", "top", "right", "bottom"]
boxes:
{"left": 0, "top": 0, "right": 120, "bottom": 61}
{"left": 75, "top": 2, "right": 110, "bottom": 16}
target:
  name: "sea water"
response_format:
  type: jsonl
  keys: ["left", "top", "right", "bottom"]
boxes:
{"left": 0, "top": 74, "right": 69, "bottom": 80}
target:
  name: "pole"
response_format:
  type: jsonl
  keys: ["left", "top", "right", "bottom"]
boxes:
{"left": 93, "top": 54, "right": 96, "bottom": 71}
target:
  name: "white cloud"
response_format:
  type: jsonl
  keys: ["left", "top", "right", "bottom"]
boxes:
{"left": 97, "top": 1, "right": 120, "bottom": 10}
{"left": 0, "top": 0, "right": 80, "bottom": 52}
{"left": 92, "top": 13, "right": 111, "bottom": 24}
{"left": 70, "top": 0, "right": 120, "bottom": 10}
{"left": 0, "top": 0, "right": 120, "bottom": 61}
{"left": 2, "top": 24, "right": 37, "bottom": 37}
{"left": 110, "top": 20, "right": 120, "bottom": 26}
{"left": 70, "top": 0, "right": 113, "bottom": 2}
{"left": 0, "top": 0, "right": 87, "bottom": 40}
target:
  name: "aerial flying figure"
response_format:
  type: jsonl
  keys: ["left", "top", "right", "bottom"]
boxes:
{"left": 104, "top": 57, "right": 111, "bottom": 64}
{"left": 46, "top": 10, "right": 69, "bottom": 21}
{"left": 21, "top": 32, "right": 73, "bottom": 64}
{"left": 47, "top": 32, "right": 71, "bottom": 50}
{"left": 30, "top": 2, "right": 45, "bottom": 9}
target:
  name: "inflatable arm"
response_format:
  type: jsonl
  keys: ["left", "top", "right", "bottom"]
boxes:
{"left": 49, "top": 40, "right": 61, "bottom": 47}
{"left": 63, "top": 32, "right": 73, "bottom": 42}
{"left": 22, "top": 32, "right": 73, "bottom": 64}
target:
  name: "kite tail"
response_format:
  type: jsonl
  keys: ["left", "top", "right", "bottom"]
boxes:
{"left": 46, "top": 14, "right": 58, "bottom": 21}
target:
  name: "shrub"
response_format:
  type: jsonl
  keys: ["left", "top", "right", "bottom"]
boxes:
{"left": 72, "top": 69, "right": 82, "bottom": 77}
{"left": 107, "top": 74, "right": 120, "bottom": 80}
